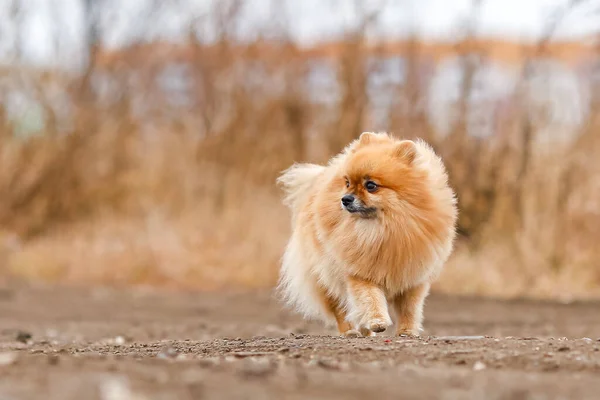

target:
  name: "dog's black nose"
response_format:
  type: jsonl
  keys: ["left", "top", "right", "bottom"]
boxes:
{"left": 341, "top": 194, "right": 355, "bottom": 207}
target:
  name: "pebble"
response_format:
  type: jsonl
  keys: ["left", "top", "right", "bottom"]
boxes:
{"left": 0, "top": 352, "right": 18, "bottom": 366}
{"left": 157, "top": 346, "right": 178, "bottom": 359}
{"left": 473, "top": 361, "right": 487, "bottom": 371}
{"left": 99, "top": 377, "right": 147, "bottom": 400}
{"left": 45, "top": 329, "right": 59, "bottom": 338}
{"left": 16, "top": 331, "right": 32, "bottom": 344}
{"left": 308, "top": 358, "right": 349, "bottom": 371}
{"left": 198, "top": 357, "right": 221, "bottom": 368}
{"left": 292, "top": 334, "right": 307, "bottom": 339}
{"left": 47, "top": 354, "right": 60, "bottom": 366}
{"left": 238, "top": 358, "right": 276, "bottom": 377}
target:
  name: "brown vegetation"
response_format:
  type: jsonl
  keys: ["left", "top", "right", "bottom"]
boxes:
{"left": 0, "top": 18, "right": 599, "bottom": 300}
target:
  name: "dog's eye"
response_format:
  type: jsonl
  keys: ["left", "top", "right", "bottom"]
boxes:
{"left": 345, "top": 178, "right": 350, "bottom": 188}
{"left": 365, "top": 181, "right": 378, "bottom": 193}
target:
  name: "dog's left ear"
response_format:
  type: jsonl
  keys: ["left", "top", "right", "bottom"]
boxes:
{"left": 358, "top": 132, "right": 377, "bottom": 146}
{"left": 394, "top": 140, "right": 417, "bottom": 164}
{"left": 345, "top": 132, "right": 377, "bottom": 154}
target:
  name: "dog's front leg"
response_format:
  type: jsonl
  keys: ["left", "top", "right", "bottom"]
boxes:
{"left": 346, "top": 276, "right": 392, "bottom": 336}
{"left": 392, "top": 282, "right": 430, "bottom": 336}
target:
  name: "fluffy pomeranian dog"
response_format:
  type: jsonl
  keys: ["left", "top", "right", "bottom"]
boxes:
{"left": 277, "top": 132, "right": 457, "bottom": 337}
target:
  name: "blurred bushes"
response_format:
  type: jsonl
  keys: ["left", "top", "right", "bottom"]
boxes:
{"left": 0, "top": 3, "right": 599, "bottom": 299}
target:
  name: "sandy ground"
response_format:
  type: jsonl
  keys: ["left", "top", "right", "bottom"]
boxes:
{"left": 0, "top": 284, "right": 600, "bottom": 399}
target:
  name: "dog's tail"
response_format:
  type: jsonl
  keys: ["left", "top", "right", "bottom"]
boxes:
{"left": 277, "top": 163, "right": 324, "bottom": 211}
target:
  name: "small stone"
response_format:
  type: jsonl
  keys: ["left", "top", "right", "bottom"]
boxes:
{"left": 198, "top": 357, "right": 221, "bottom": 368}
{"left": 157, "top": 346, "right": 178, "bottom": 359}
{"left": 473, "top": 361, "right": 486, "bottom": 371}
{"left": 313, "top": 358, "right": 348, "bottom": 371}
{"left": 114, "top": 336, "right": 126, "bottom": 346}
{"left": 0, "top": 352, "right": 18, "bottom": 366}
{"left": 99, "top": 377, "right": 147, "bottom": 400}
{"left": 45, "top": 329, "right": 59, "bottom": 338}
{"left": 16, "top": 331, "right": 32, "bottom": 344}
{"left": 238, "top": 358, "right": 276, "bottom": 377}
{"left": 557, "top": 346, "right": 570, "bottom": 352}
{"left": 47, "top": 355, "right": 60, "bottom": 365}
{"left": 293, "top": 334, "right": 307, "bottom": 339}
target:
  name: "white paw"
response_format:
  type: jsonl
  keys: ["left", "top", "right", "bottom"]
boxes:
{"left": 359, "top": 327, "right": 377, "bottom": 337}
{"left": 342, "top": 329, "right": 361, "bottom": 338}
{"left": 362, "top": 316, "right": 392, "bottom": 333}
{"left": 397, "top": 326, "right": 422, "bottom": 337}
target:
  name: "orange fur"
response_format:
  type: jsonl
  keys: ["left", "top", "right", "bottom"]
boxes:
{"left": 277, "top": 132, "right": 457, "bottom": 336}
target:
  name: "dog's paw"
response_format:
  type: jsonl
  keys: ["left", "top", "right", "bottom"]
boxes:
{"left": 396, "top": 326, "right": 422, "bottom": 338}
{"left": 342, "top": 329, "right": 361, "bottom": 338}
{"left": 359, "top": 327, "right": 377, "bottom": 337}
{"left": 365, "top": 317, "right": 392, "bottom": 333}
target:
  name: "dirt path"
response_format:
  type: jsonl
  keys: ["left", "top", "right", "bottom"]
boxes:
{"left": 0, "top": 285, "right": 600, "bottom": 399}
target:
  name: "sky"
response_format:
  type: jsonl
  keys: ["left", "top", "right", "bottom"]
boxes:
{"left": 0, "top": 0, "right": 598, "bottom": 66}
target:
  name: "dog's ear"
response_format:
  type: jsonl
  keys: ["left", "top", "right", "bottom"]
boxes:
{"left": 345, "top": 132, "right": 377, "bottom": 154}
{"left": 358, "top": 132, "right": 377, "bottom": 146}
{"left": 394, "top": 140, "right": 417, "bottom": 164}
{"left": 357, "top": 132, "right": 392, "bottom": 148}
{"left": 346, "top": 132, "right": 391, "bottom": 154}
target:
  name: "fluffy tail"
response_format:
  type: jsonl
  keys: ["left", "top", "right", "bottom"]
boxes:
{"left": 277, "top": 163, "right": 324, "bottom": 211}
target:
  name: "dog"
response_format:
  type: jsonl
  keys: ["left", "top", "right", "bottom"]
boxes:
{"left": 277, "top": 132, "right": 457, "bottom": 337}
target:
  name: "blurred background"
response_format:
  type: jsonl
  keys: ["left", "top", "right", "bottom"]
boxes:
{"left": 0, "top": 0, "right": 598, "bottom": 300}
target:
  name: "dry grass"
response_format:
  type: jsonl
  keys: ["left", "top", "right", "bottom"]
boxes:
{"left": 0, "top": 20, "right": 599, "bottom": 300}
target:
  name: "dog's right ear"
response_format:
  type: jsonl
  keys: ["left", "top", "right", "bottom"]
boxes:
{"left": 394, "top": 140, "right": 417, "bottom": 164}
